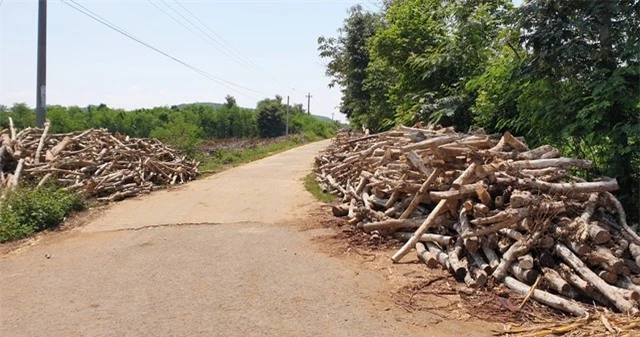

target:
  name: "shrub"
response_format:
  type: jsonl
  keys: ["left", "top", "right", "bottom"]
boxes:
{"left": 0, "top": 187, "right": 85, "bottom": 242}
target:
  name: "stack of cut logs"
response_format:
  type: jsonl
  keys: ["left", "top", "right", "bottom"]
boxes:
{"left": 1, "top": 119, "right": 199, "bottom": 201}
{"left": 315, "top": 125, "right": 640, "bottom": 316}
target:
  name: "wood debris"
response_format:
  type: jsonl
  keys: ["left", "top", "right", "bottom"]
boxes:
{"left": 0, "top": 119, "right": 199, "bottom": 201}
{"left": 315, "top": 125, "right": 640, "bottom": 316}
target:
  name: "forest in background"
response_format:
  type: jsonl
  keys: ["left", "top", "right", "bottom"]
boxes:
{"left": 0, "top": 95, "right": 339, "bottom": 155}
{"left": 318, "top": 0, "right": 639, "bottom": 220}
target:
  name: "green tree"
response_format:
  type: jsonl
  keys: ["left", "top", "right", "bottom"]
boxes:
{"left": 224, "top": 95, "right": 237, "bottom": 108}
{"left": 256, "top": 96, "right": 286, "bottom": 138}
{"left": 318, "top": 5, "right": 382, "bottom": 129}
{"left": 515, "top": 0, "right": 640, "bottom": 217}
{"left": 369, "top": 0, "right": 512, "bottom": 130}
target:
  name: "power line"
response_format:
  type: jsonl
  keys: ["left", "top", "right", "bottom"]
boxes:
{"left": 158, "top": 0, "right": 293, "bottom": 92}
{"left": 60, "top": 0, "right": 263, "bottom": 100}
{"left": 173, "top": 0, "right": 295, "bottom": 91}
{"left": 146, "top": 0, "right": 256, "bottom": 82}
{"left": 156, "top": 0, "right": 240, "bottom": 64}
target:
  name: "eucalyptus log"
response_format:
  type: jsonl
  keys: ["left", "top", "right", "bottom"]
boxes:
{"left": 554, "top": 243, "right": 637, "bottom": 314}
{"left": 447, "top": 239, "right": 467, "bottom": 279}
{"left": 416, "top": 242, "right": 439, "bottom": 268}
{"left": 517, "top": 254, "right": 535, "bottom": 270}
{"left": 541, "top": 267, "right": 575, "bottom": 297}
{"left": 393, "top": 232, "right": 454, "bottom": 246}
{"left": 425, "top": 242, "right": 450, "bottom": 269}
{"left": 504, "top": 277, "right": 587, "bottom": 316}
{"left": 392, "top": 199, "right": 449, "bottom": 263}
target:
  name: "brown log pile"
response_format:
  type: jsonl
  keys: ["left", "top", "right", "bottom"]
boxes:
{"left": 0, "top": 119, "right": 199, "bottom": 201}
{"left": 315, "top": 125, "right": 640, "bottom": 316}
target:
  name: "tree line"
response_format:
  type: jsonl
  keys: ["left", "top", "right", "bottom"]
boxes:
{"left": 318, "top": 0, "right": 639, "bottom": 220}
{"left": 0, "top": 95, "right": 338, "bottom": 154}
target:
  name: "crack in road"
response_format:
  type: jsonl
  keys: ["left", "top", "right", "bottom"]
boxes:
{"left": 106, "top": 220, "right": 268, "bottom": 233}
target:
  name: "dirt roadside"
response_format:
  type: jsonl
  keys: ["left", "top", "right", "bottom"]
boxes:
{"left": 0, "top": 140, "right": 498, "bottom": 337}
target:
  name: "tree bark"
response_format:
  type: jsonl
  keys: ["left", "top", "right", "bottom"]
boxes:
{"left": 504, "top": 277, "right": 587, "bottom": 316}
{"left": 554, "top": 243, "right": 637, "bottom": 314}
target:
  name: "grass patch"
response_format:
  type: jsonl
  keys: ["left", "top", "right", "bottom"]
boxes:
{"left": 304, "top": 173, "right": 336, "bottom": 203}
{"left": 0, "top": 186, "right": 85, "bottom": 243}
{"left": 198, "top": 134, "right": 318, "bottom": 174}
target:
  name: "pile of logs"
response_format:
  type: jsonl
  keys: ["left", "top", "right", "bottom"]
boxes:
{"left": 315, "top": 125, "right": 640, "bottom": 316}
{"left": 1, "top": 119, "right": 199, "bottom": 201}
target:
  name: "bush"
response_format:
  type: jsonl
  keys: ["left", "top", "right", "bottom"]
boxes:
{"left": 149, "top": 117, "right": 203, "bottom": 156}
{"left": 0, "top": 187, "right": 85, "bottom": 242}
{"left": 290, "top": 114, "right": 337, "bottom": 139}
{"left": 257, "top": 104, "right": 285, "bottom": 138}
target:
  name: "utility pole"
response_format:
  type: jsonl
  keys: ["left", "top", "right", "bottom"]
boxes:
{"left": 306, "top": 92, "right": 312, "bottom": 115}
{"left": 285, "top": 96, "right": 290, "bottom": 135}
{"left": 35, "top": 0, "right": 47, "bottom": 128}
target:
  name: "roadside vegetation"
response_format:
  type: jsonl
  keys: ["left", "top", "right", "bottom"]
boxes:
{"left": 0, "top": 186, "right": 85, "bottom": 242}
{"left": 318, "top": 0, "right": 639, "bottom": 220}
{"left": 303, "top": 173, "right": 336, "bottom": 203}
{"left": 0, "top": 94, "right": 339, "bottom": 242}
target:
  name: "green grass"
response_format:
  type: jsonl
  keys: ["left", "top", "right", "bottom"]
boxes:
{"left": 198, "top": 134, "right": 319, "bottom": 174}
{"left": 0, "top": 186, "right": 85, "bottom": 243}
{"left": 304, "top": 173, "right": 336, "bottom": 203}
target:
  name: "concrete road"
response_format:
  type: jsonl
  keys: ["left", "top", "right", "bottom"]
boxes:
{"left": 0, "top": 140, "right": 492, "bottom": 337}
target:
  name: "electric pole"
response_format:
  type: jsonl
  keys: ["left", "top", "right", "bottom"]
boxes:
{"left": 36, "top": 0, "right": 47, "bottom": 128}
{"left": 306, "top": 92, "right": 312, "bottom": 115}
{"left": 286, "top": 96, "right": 290, "bottom": 135}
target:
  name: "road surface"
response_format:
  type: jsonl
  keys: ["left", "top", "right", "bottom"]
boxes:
{"left": 0, "top": 140, "right": 494, "bottom": 337}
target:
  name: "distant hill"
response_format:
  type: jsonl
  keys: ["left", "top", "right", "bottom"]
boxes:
{"left": 311, "top": 114, "right": 334, "bottom": 123}
{"left": 176, "top": 102, "right": 224, "bottom": 110}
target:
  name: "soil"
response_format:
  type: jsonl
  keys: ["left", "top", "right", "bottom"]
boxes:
{"left": 1, "top": 140, "right": 505, "bottom": 337}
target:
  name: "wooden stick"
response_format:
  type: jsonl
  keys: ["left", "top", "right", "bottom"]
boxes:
{"left": 604, "top": 192, "right": 640, "bottom": 245}
{"left": 541, "top": 267, "right": 575, "bottom": 297}
{"left": 392, "top": 199, "right": 449, "bottom": 263}
{"left": 556, "top": 263, "right": 594, "bottom": 295}
{"left": 425, "top": 242, "right": 450, "bottom": 269}
{"left": 362, "top": 218, "right": 424, "bottom": 232}
{"left": 504, "top": 277, "right": 587, "bottom": 316}
{"left": 416, "top": 242, "right": 439, "bottom": 268}
{"left": 510, "top": 263, "right": 538, "bottom": 284}
{"left": 393, "top": 232, "right": 454, "bottom": 246}
{"left": 399, "top": 169, "right": 439, "bottom": 219}
{"left": 36, "top": 173, "right": 52, "bottom": 189}
{"left": 405, "top": 151, "right": 432, "bottom": 176}
{"left": 8, "top": 117, "right": 16, "bottom": 140}
{"left": 493, "top": 236, "right": 537, "bottom": 281}
{"left": 402, "top": 134, "right": 464, "bottom": 152}
{"left": 34, "top": 121, "right": 50, "bottom": 164}
{"left": 554, "top": 243, "right": 637, "bottom": 314}
{"left": 509, "top": 157, "right": 593, "bottom": 170}
{"left": 481, "top": 239, "right": 500, "bottom": 270}
{"left": 496, "top": 177, "right": 619, "bottom": 194}
{"left": 517, "top": 254, "right": 535, "bottom": 270}
{"left": 10, "top": 158, "right": 24, "bottom": 191}
{"left": 588, "top": 222, "right": 611, "bottom": 244}
{"left": 455, "top": 207, "right": 479, "bottom": 253}
{"left": 447, "top": 238, "right": 466, "bottom": 279}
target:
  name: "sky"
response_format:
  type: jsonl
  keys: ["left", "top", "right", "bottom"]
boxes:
{"left": 0, "top": 0, "right": 379, "bottom": 122}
